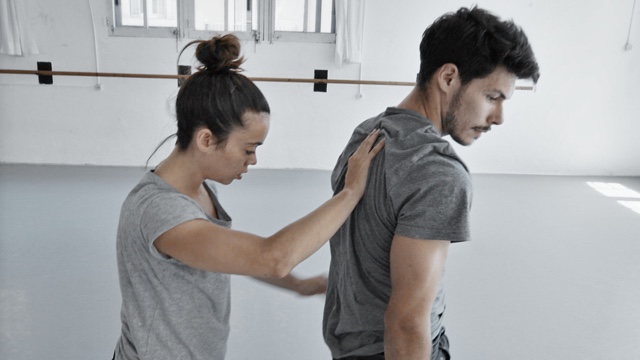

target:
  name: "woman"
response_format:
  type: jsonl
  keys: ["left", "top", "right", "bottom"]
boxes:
{"left": 112, "top": 34, "right": 384, "bottom": 360}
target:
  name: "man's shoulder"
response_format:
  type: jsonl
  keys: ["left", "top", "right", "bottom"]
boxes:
{"left": 384, "top": 134, "right": 468, "bottom": 178}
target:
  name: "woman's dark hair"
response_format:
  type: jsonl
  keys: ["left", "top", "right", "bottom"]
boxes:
{"left": 174, "top": 34, "right": 270, "bottom": 149}
{"left": 417, "top": 6, "right": 540, "bottom": 88}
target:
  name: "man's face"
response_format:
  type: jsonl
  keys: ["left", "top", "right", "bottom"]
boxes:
{"left": 442, "top": 66, "right": 517, "bottom": 146}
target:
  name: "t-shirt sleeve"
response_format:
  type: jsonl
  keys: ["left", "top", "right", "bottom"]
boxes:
{"left": 389, "top": 157, "right": 472, "bottom": 242}
{"left": 140, "top": 193, "right": 208, "bottom": 261}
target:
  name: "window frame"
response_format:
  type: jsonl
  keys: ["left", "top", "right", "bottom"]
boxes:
{"left": 262, "top": 0, "right": 336, "bottom": 44}
{"left": 108, "top": 0, "right": 336, "bottom": 44}
{"left": 110, "top": 0, "right": 180, "bottom": 38}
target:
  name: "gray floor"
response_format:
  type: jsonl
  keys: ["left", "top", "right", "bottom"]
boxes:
{"left": 1, "top": 164, "right": 639, "bottom": 360}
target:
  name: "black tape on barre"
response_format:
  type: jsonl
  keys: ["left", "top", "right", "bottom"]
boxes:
{"left": 314, "top": 69, "right": 328, "bottom": 92}
{"left": 37, "top": 62, "right": 53, "bottom": 85}
{"left": 177, "top": 65, "right": 191, "bottom": 87}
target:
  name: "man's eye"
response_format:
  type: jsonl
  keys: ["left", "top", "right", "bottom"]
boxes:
{"left": 246, "top": 151, "right": 255, "bottom": 155}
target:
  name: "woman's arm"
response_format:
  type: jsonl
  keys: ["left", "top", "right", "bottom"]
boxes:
{"left": 253, "top": 274, "right": 327, "bottom": 296}
{"left": 154, "top": 130, "right": 385, "bottom": 277}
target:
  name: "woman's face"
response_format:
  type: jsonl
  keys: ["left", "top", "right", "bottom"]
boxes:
{"left": 210, "top": 111, "right": 270, "bottom": 184}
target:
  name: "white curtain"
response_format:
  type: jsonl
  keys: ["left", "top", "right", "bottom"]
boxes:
{"left": 0, "top": 0, "right": 39, "bottom": 56}
{"left": 334, "top": 0, "right": 365, "bottom": 66}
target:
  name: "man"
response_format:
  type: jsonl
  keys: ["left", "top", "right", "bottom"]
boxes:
{"left": 323, "top": 6, "right": 540, "bottom": 360}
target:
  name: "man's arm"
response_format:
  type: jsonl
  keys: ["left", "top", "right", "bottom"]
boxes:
{"left": 384, "top": 235, "right": 450, "bottom": 359}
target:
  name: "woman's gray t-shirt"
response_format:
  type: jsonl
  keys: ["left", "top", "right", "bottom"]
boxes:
{"left": 114, "top": 171, "right": 232, "bottom": 360}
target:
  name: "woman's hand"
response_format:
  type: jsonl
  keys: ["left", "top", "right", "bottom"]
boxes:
{"left": 343, "top": 129, "right": 385, "bottom": 199}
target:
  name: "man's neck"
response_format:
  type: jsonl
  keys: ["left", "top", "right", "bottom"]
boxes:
{"left": 397, "top": 86, "right": 444, "bottom": 135}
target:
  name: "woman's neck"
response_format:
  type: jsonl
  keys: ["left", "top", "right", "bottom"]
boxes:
{"left": 153, "top": 146, "right": 204, "bottom": 198}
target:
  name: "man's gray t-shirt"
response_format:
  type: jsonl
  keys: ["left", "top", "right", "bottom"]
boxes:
{"left": 323, "top": 107, "right": 473, "bottom": 358}
{"left": 114, "top": 171, "right": 232, "bottom": 360}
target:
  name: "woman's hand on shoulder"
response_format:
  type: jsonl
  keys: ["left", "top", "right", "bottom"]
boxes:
{"left": 343, "top": 129, "right": 385, "bottom": 199}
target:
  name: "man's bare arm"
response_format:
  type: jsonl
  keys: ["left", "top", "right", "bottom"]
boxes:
{"left": 384, "top": 235, "right": 449, "bottom": 359}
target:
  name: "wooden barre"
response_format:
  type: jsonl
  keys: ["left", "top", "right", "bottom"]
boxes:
{"left": 0, "top": 68, "right": 416, "bottom": 86}
{"left": 0, "top": 69, "right": 535, "bottom": 90}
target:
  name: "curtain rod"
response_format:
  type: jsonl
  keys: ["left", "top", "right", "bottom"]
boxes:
{"left": 0, "top": 69, "right": 535, "bottom": 90}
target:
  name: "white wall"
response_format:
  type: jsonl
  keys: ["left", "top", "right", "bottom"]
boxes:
{"left": 0, "top": 0, "right": 639, "bottom": 175}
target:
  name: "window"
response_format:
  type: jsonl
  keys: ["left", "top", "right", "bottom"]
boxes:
{"left": 192, "top": 0, "right": 253, "bottom": 32}
{"left": 110, "top": 0, "right": 336, "bottom": 43}
{"left": 119, "top": 0, "right": 178, "bottom": 27}
{"left": 113, "top": 0, "right": 178, "bottom": 37}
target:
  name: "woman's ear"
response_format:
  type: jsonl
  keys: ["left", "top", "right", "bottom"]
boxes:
{"left": 194, "top": 127, "right": 217, "bottom": 153}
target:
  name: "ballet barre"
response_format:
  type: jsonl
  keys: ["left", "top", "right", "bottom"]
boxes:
{"left": 0, "top": 68, "right": 535, "bottom": 90}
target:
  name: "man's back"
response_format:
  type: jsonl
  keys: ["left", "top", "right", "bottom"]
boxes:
{"left": 323, "top": 107, "right": 472, "bottom": 358}
{"left": 323, "top": 6, "right": 539, "bottom": 358}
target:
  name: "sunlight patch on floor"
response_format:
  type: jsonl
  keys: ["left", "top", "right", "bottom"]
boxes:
{"left": 587, "top": 182, "right": 640, "bottom": 215}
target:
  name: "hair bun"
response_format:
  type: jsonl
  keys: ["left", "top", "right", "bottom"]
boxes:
{"left": 195, "top": 34, "right": 245, "bottom": 74}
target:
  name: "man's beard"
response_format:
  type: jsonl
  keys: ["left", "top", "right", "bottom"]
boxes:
{"left": 441, "top": 88, "right": 469, "bottom": 146}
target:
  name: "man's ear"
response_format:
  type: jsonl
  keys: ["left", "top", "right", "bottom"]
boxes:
{"left": 436, "top": 63, "right": 461, "bottom": 95}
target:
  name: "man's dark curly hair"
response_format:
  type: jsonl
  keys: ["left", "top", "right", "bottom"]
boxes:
{"left": 417, "top": 6, "right": 540, "bottom": 88}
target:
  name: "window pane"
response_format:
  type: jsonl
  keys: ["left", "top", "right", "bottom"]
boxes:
{"left": 251, "top": 0, "right": 257, "bottom": 31}
{"left": 275, "top": 0, "right": 333, "bottom": 33}
{"left": 121, "top": 0, "right": 144, "bottom": 26}
{"left": 319, "top": 0, "right": 333, "bottom": 33}
{"left": 275, "top": 0, "right": 305, "bottom": 32}
{"left": 120, "top": 0, "right": 177, "bottom": 27}
{"left": 230, "top": 0, "right": 248, "bottom": 31}
{"left": 195, "top": 0, "right": 250, "bottom": 31}
{"left": 147, "top": 0, "right": 177, "bottom": 27}
{"left": 307, "top": 0, "right": 317, "bottom": 32}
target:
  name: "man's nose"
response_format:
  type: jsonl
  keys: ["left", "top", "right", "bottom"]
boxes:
{"left": 490, "top": 103, "right": 505, "bottom": 125}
